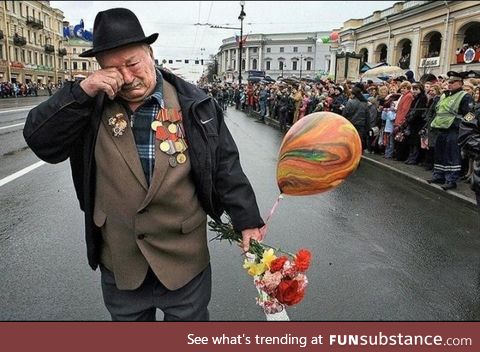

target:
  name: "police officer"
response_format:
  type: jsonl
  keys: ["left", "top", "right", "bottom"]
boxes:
{"left": 427, "top": 71, "right": 474, "bottom": 190}
{"left": 458, "top": 71, "right": 480, "bottom": 210}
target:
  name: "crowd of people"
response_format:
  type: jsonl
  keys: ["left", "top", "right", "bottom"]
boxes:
{"left": 200, "top": 70, "right": 480, "bottom": 202}
{"left": 0, "top": 81, "right": 62, "bottom": 98}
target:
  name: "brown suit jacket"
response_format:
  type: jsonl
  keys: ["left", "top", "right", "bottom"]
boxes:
{"left": 93, "top": 80, "right": 209, "bottom": 290}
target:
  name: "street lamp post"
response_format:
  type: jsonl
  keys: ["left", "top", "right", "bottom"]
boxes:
{"left": 238, "top": 1, "right": 246, "bottom": 86}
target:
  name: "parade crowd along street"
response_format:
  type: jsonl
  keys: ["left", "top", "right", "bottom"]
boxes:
{"left": 199, "top": 70, "right": 480, "bottom": 202}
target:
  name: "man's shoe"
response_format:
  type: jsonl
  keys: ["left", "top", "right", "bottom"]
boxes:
{"left": 426, "top": 178, "right": 445, "bottom": 184}
{"left": 441, "top": 183, "right": 457, "bottom": 191}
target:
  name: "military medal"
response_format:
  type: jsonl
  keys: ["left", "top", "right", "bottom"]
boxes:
{"left": 160, "top": 141, "right": 170, "bottom": 152}
{"left": 153, "top": 108, "right": 188, "bottom": 168}
{"left": 108, "top": 113, "right": 128, "bottom": 137}
{"left": 464, "top": 112, "right": 475, "bottom": 122}
{"left": 169, "top": 156, "right": 178, "bottom": 167}
{"left": 176, "top": 153, "right": 186, "bottom": 164}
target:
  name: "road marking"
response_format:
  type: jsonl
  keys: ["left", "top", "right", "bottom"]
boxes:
{"left": 0, "top": 161, "right": 46, "bottom": 187}
{"left": 0, "top": 106, "right": 37, "bottom": 114}
{"left": 0, "top": 122, "right": 25, "bottom": 130}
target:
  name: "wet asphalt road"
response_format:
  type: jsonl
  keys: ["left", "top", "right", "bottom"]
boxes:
{"left": 0, "top": 102, "right": 479, "bottom": 321}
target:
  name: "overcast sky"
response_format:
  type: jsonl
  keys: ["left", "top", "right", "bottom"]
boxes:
{"left": 50, "top": 1, "right": 397, "bottom": 60}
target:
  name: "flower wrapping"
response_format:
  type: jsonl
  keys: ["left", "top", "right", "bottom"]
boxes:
{"left": 209, "top": 218, "right": 311, "bottom": 316}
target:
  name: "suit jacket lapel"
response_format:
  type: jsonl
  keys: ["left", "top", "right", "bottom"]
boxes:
{"left": 140, "top": 138, "right": 169, "bottom": 208}
{"left": 101, "top": 104, "right": 149, "bottom": 191}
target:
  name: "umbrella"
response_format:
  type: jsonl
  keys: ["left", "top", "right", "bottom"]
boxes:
{"left": 361, "top": 65, "right": 405, "bottom": 79}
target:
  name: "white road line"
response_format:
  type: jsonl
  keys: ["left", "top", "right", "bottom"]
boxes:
{"left": 0, "top": 161, "right": 46, "bottom": 187}
{"left": 0, "top": 106, "right": 37, "bottom": 114}
{"left": 0, "top": 122, "right": 25, "bottom": 130}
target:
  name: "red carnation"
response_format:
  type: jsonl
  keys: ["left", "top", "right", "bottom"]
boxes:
{"left": 294, "top": 249, "right": 311, "bottom": 272}
{"left": 270, "top": 256, "right": 288, "bottom": 272}
{"left": 275, "top": 279, "right": 305, "bottom": 305}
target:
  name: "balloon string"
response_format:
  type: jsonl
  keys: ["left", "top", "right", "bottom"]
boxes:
{"left": 264, "top": 193, "right": 284, "bottom": 225}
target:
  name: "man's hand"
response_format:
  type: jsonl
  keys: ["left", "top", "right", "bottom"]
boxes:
{"left": 241, "top": 225, "right": 267, "bottom": 253}
{"left": 80, "top": 68, "right": 125, "bottom": 100}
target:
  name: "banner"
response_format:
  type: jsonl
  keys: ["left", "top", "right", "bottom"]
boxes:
{"left": 1, "top": 322, "right": 478, "bottom": 352}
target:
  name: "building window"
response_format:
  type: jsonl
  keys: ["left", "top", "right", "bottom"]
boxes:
{"left": 252, "top": 58, "right": 257, "bottom": 70}
{"left": 34, "top": 52, "right": 38, "bottom": 64}
{"left": 195, "top": 60, "right": 199, "bottom": 64}
{"left": 306, "top": 61, "right": 312, "bottom": 70}
{"left": 307, "top": 46, "right": 312, "bottom": 52}
{"left": 41, "top": 54, "right": 44, "bottom": 65}
{"left": 64, "top": 61, "right": 67, "bottom": 70}
{"left": 14, "top": 48, "right": 18, "bottom": 61}
{"left": 280, "top": 47, "right": 284, "bottom": 53}
{"left": 279, "top": 61, "right": 284, "bottom": 70}
{"left": 293, "top": 47, "right": 298, "bottom": 53}
{"left": 27, "top": 30, "right": 30, "bottom": 43}
{"left": 168, "top": 60, "right": 173, "bottom": 64}
{"left": 73, "top": 48, "right": 77, "bottom": 54}
{"left": 266, "top": 47, "right": 271, "bottom": 53}
{"left": 20, "top": 3, "right": 23, "bottom": 16}
{"left": 11, "top": 1, "right": 15, "bottom": 14}
{"left": 0, "top": 45, "right": 3, "bottom": 60}
{"left": 73, "top": 62, "right": 78, "bottom": 70}
{"left": 253, "top": 47, "right": 257, "bottom": 53}
{"left": 21, "top": 49, "right": 25, "bottom": 63}
{"left": 266, "top": 61, "right": 271, "bottom": 70}
{"left": 292, "top": 61, "right": 297, "bottom": 70}
{"left": 185, "top": 59, "right": 189, "bottom": 64}
{"left": 33, "top": 33, "right": 36, "bottom": 45}
{"left": 241, "top": 59, "right": 246, "bottom": 70}
{"left": 82, "top": 62, "right": 87, "bottom": 70}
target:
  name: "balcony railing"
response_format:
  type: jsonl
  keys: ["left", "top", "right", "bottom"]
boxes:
{"left": 58, "top": 48, "right": 67, "bottom": 56}
{"left": 27, "top": 16, "right": 44, "bottom": 29}
{"left": 13, "top": 34, "right": 27, "bottom": 46}
{"left": 44, "top": 44, "right": 55, "bottom": 53}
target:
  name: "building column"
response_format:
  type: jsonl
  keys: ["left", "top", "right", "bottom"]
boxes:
{"left": 410, "top": 31, "right": 420, "bottom": 75}
{"left": 259, "top": 45, "right": 263, "bottom": 71}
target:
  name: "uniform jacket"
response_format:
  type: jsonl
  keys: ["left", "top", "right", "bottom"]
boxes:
{"left": 458, "top": 111, "right": 480, "bottom": 194}
{"left": 23, "top": 69, "right": 264, "bottom": 273}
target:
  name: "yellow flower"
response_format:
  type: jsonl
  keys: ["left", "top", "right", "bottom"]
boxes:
{"left": 243, "top": 260, "right": 267, "bottom": 276}
{"left": 261, "top": 248, "right": 277, "bottom": 269}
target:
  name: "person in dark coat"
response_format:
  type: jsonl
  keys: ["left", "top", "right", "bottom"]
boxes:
{"left": 458, "top": 101, "right": 480, "bottom": 210}
{"left": 23, "top": 8, "right": 265, "bottom": 321}
{"left": 343, "top": 86, "right": 368, "bottom": 151}
{"left": 405, "top": 82, "right": 428, "bottom": 164}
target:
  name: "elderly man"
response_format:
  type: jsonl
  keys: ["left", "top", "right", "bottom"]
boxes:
{"left": 427, "top": 71, "right": 474, "bottom": 190}
{"left": 23, "top": 8, "right": 265, "bottom": 321}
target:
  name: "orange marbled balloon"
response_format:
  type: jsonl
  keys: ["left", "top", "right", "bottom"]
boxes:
{"left": 277, "top": 112, "right": 362, "bottom": 196}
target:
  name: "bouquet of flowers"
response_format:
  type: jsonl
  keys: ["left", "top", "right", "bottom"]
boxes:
{"left": 209, "top": 217, "right": 311, "bottom": 316}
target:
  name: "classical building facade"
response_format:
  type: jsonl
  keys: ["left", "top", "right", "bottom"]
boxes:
{"left": 216, "top": 31, "right": 331, "bottom": 82}
{"left": 331, "top": 0, "right": 480, "bottom": 80}
{"left": 61, "top": 34, "right": 99, "bottom": 81}
{"left": 0, "top": 1, "right": 98, "bottom": 84}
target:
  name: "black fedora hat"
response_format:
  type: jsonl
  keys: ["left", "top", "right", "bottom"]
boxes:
{"left": 79, "top": 8, "right": 158, "bottom": 57}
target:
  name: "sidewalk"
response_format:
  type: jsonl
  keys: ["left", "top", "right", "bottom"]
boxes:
{"left": 243, "top": 108, "right": 478, "bottom": 209}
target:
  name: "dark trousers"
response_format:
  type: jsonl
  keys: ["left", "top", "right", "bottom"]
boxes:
{"left": 100, "top": 264, "right": 211, "bottom": 321}
{"left": 433, "top": 129, "right": 462, "bottom": 184}
{"left": 279, "top": 108, "right": 289, "bottom": 132}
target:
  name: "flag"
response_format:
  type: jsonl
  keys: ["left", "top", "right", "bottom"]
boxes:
{"left": 63, "top": 26, "right": 70, "bottom": 39}
{"left": 82, "top": 29, "right": 93, "bottom": 42}
{"left": 235, "top": 34, "right": 248, "bottom": 46}
{"left": 73, "top": 19, "right": 84, "bottom": 39}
